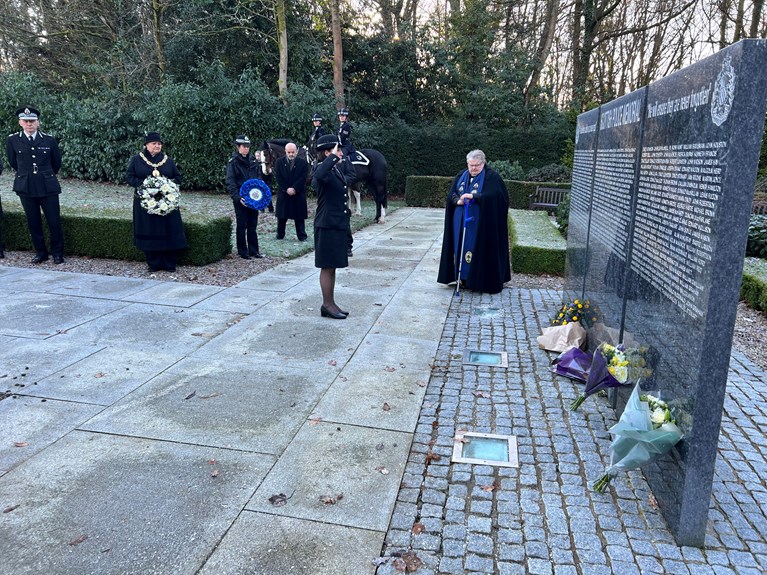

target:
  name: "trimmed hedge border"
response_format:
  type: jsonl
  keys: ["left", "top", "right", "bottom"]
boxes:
{"left": 1, "top": 209, "right": 231, "bottom": 266}
{"left": 405, "top": 176, "right": 569, "bottom": 210}
{"left": 742, "top": 258, "right": 767, "bottom": 313}
{"left": 508, "top": 209, "right": 566, "bottom": 275}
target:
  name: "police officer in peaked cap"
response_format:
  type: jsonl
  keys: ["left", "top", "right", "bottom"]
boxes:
{"left": 307, "top": 113, "right": 326, "bottom": 156}
{"left": 5, "top": 106, "right": 65, "bottom": 264}
{"left": 336, "top": 108, "right": 355, "bottom": 157}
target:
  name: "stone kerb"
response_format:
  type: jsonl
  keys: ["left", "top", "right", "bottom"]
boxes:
{"left": 566, "top": 39, "right": 767, "bottom": 546}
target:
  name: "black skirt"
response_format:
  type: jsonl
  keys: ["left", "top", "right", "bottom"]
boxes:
{"left": 314, "top": 227, "right": 348, "bottom": 269}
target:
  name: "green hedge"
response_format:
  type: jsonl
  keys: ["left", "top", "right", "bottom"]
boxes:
{"left": 406, "top": 176, "right": 570, "bottom": 210}
{"left": 508, "top": 209, "right": 566, "bottom": 275}
{"left": 2, "top": 210, "right": 231, "bottom": 266}
{"left": 741, "top": 258, "right": 767, "bottom": 313}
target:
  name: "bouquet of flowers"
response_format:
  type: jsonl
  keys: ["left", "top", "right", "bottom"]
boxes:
{"left": 552, "top": 347, "right": 592, "bottom": 383}
{"left": 240, "top": 178, "right": 272, "bottom": 211}
{"left": 593, "top": 383, "right": 683, "bottom": 492}
{"left": 550, "top": 299, "right": 600, "bottom": 329}
{"left": 570, "top": 343, "right": 654, "bottom": 411}
{"left": 137, "top": 176, "right": 180, "bottom": 216}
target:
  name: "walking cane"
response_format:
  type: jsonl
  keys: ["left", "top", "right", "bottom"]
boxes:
{"left": 454, "top": 198, "right": 474, "bottom": 297}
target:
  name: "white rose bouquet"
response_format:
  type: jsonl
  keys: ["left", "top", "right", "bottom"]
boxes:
{"left": 137, "top": 176, "right": 181, "bottom": 216}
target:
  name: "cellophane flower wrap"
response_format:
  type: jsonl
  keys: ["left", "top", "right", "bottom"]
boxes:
{"left": 552, "top": 347, "right": 592, "bottom": 383}
{"left": 570, "top": 343, "right": 654, "bottom": 411}
{"left": 137, "top": 176, "right": 180, "bottom": 216}
{"left": 592, "top": 382, "right": 683, "bottom": 492}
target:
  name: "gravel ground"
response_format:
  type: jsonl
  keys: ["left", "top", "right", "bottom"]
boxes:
{"left": 3, "top": 247, "right": 765, "bottom": 372}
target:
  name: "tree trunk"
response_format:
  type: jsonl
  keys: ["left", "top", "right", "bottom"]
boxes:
{"left": 571, "top": 0, "right": 584, "bottom": 108}
{"left": 719, "top": 0, "right": 732, "bottom": 48}
{"left": 151, "top": 0, "right": 166, "bottom": 77}
{"left": 331, "top": 0, "right": 345, "bottom": 108}
{"left": 275, "top": 0, "right": 288, "bottom": 102}
{"left": 750, "top": 0, "right": 764, "bottom": 37}
{"left": 524, "top": 0, "right": 559, "bottom": 107}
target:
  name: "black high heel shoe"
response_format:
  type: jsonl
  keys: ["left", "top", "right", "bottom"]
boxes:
{"left": 338, "top": 309, "right": 349, "bottom": 317}
{"left": 320, "top": 305, "right": 347, "bottom": 319}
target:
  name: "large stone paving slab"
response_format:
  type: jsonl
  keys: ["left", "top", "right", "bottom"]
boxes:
{"left": 0, "top": 290, "right": 128, "bottom": 338}
{"left": 350, "top": 334, "right": 440, "bottom": 373}
{"left": 45, "top": 273, "right": 160, "bottom": 300}
{"left": 311, "top": 362, "right": 430, "bottom": 432}
{"left": 234, "top": 262, "right": 316, "bottom": 291}
{"left": 190, "top": 286, "right": 281, "bottom": 314}
{"left": 198, "top": 512, "right": 383, "bottom": 575}
{"left": 81, "top": 358, "right": 337, "bottom": 454}
{"left": 121, "top": 282, "right": 223, "bottom": 307}
{"left": 0, "top": 339, "right": 103, "bottom": 387}
{"left": 57, "top": 302, "right": 241, "bottom": 353}
{"left": 249, "top": 421, "right": 411, "bottom": 531}
{"left": 24, "top": 347, "right": 185, "bottom": 405}
{"left": 371, "top": 292, "right": 450, "bottom": 341}
{"left": 192, "top": 314, "right": 368, "bottom": 373}
{"left": 0, "top": 396, "right": 104, "bottom": 475}
{"left": 0, "top": 431, "right": 275, "bottom": 575}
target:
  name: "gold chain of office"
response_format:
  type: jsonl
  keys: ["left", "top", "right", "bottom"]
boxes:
{"left": 139, "top": 152, "right": 169, "bottom": 177}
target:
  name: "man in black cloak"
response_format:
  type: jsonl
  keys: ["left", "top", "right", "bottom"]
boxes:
{"left": 437, "top": 149, "right": 511, "bottom": 294}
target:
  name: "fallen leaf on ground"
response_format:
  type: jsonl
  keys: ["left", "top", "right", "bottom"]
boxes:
{"left": 382, "top": 402, "right": 391, "bottom": 411}
{"left": 13, "top": 442, "right": 28, "bottom": 448}
{"left": 208, "top": 459, "right": 217, "bottom": 465}
{"left": 480, "top": 481, "right": 500, "bottom": 492}
{"left": 371, "top": 557, "right": 389, "bottom": 566}
{"left": 328, "top": 359, "right": 337, "bottom": 366}
{"left": 211, "top": 469, "right": 219, "bottom": 478}
{"left": 375, "top": 443, "right": 385, "bottom": 451}
{"left": 94, "top": 372, "right": 106, "bottom": 378}
{"left": 319, "top": 493, "right": 344, "bottom": 505}
{"left": 198, "top": 392, "right": 221, "bottom": 399}
{"left": 472, "top": 391, "right": 491, "bottom": 398}
{"left": 68, "top": 534, "right": 88, "bottom": 546}
{"left": 268, "top": 493, "right": 289, "bottom": 507}
{"left": 411, "top": 522, "right": 425, "bottom": 534}
{"left": 375, "top": 466, "right": 389, "bottom": 475}
{"left": 309, "top": 417, "right": 322, "bottom": 425}
{"left": 184, "top": 391, "right": 196, "bottom": 400}
{"left": 426, "top": 451, "right": 441, "bottom": 462}
{"left": 3, "top": 505, "right": 19, "bottom": 513}
{"left": 384, "top": 366, "right": 396, "bottom": 372}
{"left": 416, "top": 380, "right": 427, "bottom": 387}
{"left": 648, "top": 493, "right": 659, "bottom": 509}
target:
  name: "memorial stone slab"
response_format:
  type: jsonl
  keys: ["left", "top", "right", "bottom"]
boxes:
{"left": 566, "top": 39, "right": 767, "bottom": 546}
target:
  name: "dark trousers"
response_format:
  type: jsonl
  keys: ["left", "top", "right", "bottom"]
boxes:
{"left": 277, "top": 218, "right": 307, "bottom": 241}
{"left": 19, "top": 194, "right": 64, "bottom": 257}
{"left": 233, "top": 199, "right": 260, "bottom": 256}
{"left": 145, "top": 250, "right": 180, "bottom": 271}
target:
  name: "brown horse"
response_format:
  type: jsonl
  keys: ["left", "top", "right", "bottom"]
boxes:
{"left": 258, "top": 139, "right": 389, "bottom": 223}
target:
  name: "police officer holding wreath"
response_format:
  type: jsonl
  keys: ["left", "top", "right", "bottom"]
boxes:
{"left": 5, "top": 106, "right": 65, "bottom": 264}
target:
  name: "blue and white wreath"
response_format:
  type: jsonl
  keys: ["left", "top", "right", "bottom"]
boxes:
{"left": 240, "top": 178, "right": 273, "bottom": 211}
{"left": 137, "top": 176, "right": 180, "bottom": 216}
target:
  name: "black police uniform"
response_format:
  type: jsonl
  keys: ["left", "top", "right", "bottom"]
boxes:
{"left": 337, "top": 120, "right": 354, "bottom": 157}
{"left": 308, "top": 125, "right": 326, "bottom": 155}
{"left": 312, "top": 151, "right": 352, "bottom": 269}
{"left": 226, "top": 151, "right": 263, "bottom": 258}
{"left": 6, "top": 130, "right": 64, "bottom": 262}
{"left": 0, "top": 156, "right": 4, "bottom": 258}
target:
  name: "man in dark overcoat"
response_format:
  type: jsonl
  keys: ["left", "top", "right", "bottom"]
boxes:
{"left": 5, "top": 106, "right": 64, "bottom": 264}
{"left": 274, "top": 142, "right": 310, "bottom": 241}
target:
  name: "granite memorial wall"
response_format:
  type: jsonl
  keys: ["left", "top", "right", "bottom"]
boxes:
{"left": 566, "top": 39, "right": 767, "bottom": 546}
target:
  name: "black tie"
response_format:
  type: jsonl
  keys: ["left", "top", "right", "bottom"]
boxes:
{"left": 28, "top": 136, "right": 33, "bottom": 144}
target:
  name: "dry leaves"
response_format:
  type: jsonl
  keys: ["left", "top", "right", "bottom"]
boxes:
{"left": 648, "top": 493, "right": 659, "bottom": 510}
{"left": 392, "top": 551, "right": 422, "bottom": 573}
{"left": 425, "top": 451, "right": 441, "bottom": 463}
{"left": 411, "top": 522, "right": 425, "bottom": 534}
{"left": 382, "top": 402, "right": 391, "bottom": 411}
{"left": 480, "top": 481, "right": 501, "bottom": 492}
{"left": 375, "top": 466, "right": 389, "bottom": 475}
{"left": 3, "top": 505, "right": 19, "bottom": 513}
{"left": 13, "top": 442, "right": 28, "bottom": 448}
{"left": 472, "top": 390, "right": 491, "bottom": 398}
{"left": 268, "top": 493, "right": 289, "bottom": 507}
{"left": 68, "top": 534, "right": 88, "bottom": 546}
{"left": 309, "top": 417, "right": 322, "bottom": 425}
{"left": 319, "top": 493, "right": 344, "bottom": 505}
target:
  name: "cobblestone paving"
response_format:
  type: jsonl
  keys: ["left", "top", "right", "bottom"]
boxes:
{"left": 376, "top": 288, "right": 767, "bottom": 575}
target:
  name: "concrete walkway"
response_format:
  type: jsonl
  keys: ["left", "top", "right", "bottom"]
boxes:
{"left": 4, "top": 206, "right": 767, "bottom": 575}
{"left": 0, "top": 207, "right": 449, "bottom": 575}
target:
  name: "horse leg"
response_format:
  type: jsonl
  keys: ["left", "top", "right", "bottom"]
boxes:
{"left": 350, "top": 189, "right": 362, "bottom": 216}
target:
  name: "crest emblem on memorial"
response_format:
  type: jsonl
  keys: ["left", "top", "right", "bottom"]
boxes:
{"left": 710, "top": 55, "right": 735, "bottom": 127}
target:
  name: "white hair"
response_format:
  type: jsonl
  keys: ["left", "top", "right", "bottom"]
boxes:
{"left": 466, "top": 150, "right": 485, "bottom": 163}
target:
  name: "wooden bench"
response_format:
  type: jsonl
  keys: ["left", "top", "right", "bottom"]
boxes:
{"left": 528, "top": 186, "right": 570, "bottom": 212}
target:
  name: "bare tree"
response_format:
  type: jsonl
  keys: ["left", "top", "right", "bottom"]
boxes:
{"left": 275, "top": 0, "right": 288, "bottom": 102}
{"left": 331, "top": 0, "right": 345, "bottom": 107}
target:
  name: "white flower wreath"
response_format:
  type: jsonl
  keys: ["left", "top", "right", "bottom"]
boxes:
{"left": 137, "top": 176, "right": 181, "bottom": 216}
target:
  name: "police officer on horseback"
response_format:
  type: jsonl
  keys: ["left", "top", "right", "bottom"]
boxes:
{"left": 307, "top": 113, "right": 326, "bottom": 157}
{"left": 337, "top": 108, "right": 355, "bottom": 158}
